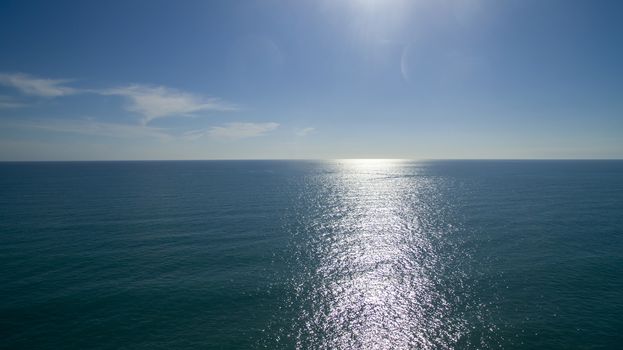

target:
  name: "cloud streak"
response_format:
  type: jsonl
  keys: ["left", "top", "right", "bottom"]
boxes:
{"left": 295, "top": 127, "right": 315, "bottom": 136}
{"left": 0, "top": 73, "right": 239, "bottom": 125}
{"left": 101, "top": 85, "right": 237, "bottom": 125}
{"left": 9, "top": 118, "right": 280, "bottom": 142}
{"left": 10, "top": 118, "right": 171, "bottom": 140}
{"left": 0, "top": 73, "right": 261, "bottom": 142}
{"left": 0, "top": 95, "right": 25, "bottom": 109}
{"left": 204, "top": 122, "right": 279, "bottom": 139}
{"left": 0, "top": 73, "right": 77, "bottom": 97}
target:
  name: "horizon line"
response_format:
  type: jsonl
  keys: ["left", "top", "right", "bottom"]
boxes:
{"left": 1, "top": 158, "right": 623, "bottom": 163}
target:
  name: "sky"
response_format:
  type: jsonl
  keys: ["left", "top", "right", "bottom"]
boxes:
{"left": 0, "top": 0, "right": 622, "bottom": 160}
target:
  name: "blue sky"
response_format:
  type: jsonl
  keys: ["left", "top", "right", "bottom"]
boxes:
{"left": 0, "top": 0, "right": 622, "bottom": 160}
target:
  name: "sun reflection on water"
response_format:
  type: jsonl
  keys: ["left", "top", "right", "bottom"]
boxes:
{"left": 289, "top": 159, "right": 475, "bottom": 349}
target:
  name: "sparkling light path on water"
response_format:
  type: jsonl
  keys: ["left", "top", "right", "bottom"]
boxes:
{"left": 287, "top": 160, "right": 481, "bottom": 349}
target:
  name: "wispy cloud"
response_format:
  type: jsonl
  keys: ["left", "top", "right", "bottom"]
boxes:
{"left": 101, "top": 85, "right": 237, "bottom": 125}
{"left": 295, "top": 127, "right": 315, "bottom": 136}
{"left": 181, "top": 129, "right": 208, "bottom": 141}
{"left": 0, "top": 95, "right": 25, "bottom": 109}
{"left": 11, "top": 118, "right": 171, "bottom": 140}
{"left": 200, "top": 122, "right": 280, "bottom": 139}
{"left": 0, "top": 73, "right": 238, "bottom": 126}
{"left": 9, "top": 118, "right": 279, "bottom": 142}
{"left": 0, "top": 73, "right": 77, "bottom": 97}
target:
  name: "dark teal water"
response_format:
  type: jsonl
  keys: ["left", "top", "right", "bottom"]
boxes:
{"left": 1, "top": 160, "right": 622, "bottom": 349}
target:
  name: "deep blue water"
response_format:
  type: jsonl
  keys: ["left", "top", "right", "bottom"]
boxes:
{"left": 1, "top": 160, "right": 622, "bottom": 349}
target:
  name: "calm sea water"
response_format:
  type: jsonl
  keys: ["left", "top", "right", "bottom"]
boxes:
{"left": 1, "top": 160, "right": 622, "bottom": 349}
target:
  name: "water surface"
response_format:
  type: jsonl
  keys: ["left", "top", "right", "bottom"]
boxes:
{"left": 1, "top": 160, "right": 622, "bottom": 349}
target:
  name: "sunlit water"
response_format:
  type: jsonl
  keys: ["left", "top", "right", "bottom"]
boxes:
{"left": 278, "top": 160, "right": 482, "bottom": 349}
{"left": 1, "top": 160, "right": 622, "bottom": 349}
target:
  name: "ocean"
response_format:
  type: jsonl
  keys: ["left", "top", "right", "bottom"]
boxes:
{"left": 1, "top": 160, "right": 622, "bottom": 349}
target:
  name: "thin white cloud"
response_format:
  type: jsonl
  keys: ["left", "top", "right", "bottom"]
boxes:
{"left": 0, "top": 73, "right": 238, "bottom": 126}
{"left": 0, "top": 95, "right": 25, "bottom": 108}
{"left": 101, "top": 84, "right": 237, "bottom": 125}
{"left": 10, "top": 118, "right": 171, "bottom": 140}
{"left": 206, "top": 122, "right": 279, "bottom": 139}
{"left": 0, "top": 73, "right": 77, "bottom": 97}
{"left": 181, "top": 129, "right": 209, "bottom": 141}
{"left": 9, "top": 118, "right": 279, "bottom": 142}
{"left": 295, "top": 127, "right": 315, "bottom": 136}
